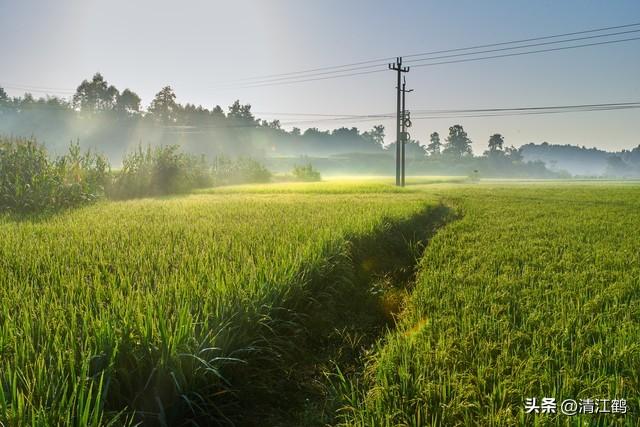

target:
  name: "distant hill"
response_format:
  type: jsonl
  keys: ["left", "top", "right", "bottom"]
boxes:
{"left": 519, "top": 142, "right": 640, "bottom": 176}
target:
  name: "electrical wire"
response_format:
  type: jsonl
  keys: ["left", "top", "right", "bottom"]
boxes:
{"left": 222, "top": 21, "right": 640, "bottom": 84}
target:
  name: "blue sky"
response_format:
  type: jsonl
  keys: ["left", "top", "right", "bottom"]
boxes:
{"left": 1, "top": 0, "right": 639, "bottom": 152}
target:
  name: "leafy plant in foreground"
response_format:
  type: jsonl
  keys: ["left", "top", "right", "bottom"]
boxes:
{"left": 0, "top": 136, "right": 109, "bottom": 214}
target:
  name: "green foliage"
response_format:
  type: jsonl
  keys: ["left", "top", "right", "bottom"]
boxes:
{"left": 0, "top": 185, "right": 431, "bottom": 425}
{"left": 0, "top": 136, "right": 109, "bottom": 214}
{"left": 212, "top": 156, "right": 272, "bottom": 185}
{"left": 291, "top": 163, "right": 321, "bottom": 182}
{"left": 443, "top": 124, "right": 473, "bottom": 158}
{"left": 109, "top": 144, "right": 213, "bottom": 199}
{"left": 333, "top": 185, "right": 640, "bottom": 426}
{"left": 73, "top": 73, "right": 119, "bottom": 113}
{"left": 148, "top": 86, "right": 179, "bottom": 124}
{"left": 487, "top": 132, "right": 505, "bottom": 153}
{"left": 426, "top": 131, "right": 441, "bottom": 156}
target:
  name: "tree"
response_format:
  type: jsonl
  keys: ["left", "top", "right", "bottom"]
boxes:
{"left": 211, "top": 105, "right": 225, "bottom": 119}
{"left": 20, "top": 93, "right": 35, "bottom": 108}
{"left": 505, "top": 145, "right": 523, "bottom": 162}
{"left": 487, "top": 133, "right": 504, "bottom": 153}
{"left": 387, "top": 139, "right": 426, "bottom": 159}
{"left": 148, "top": 86, "right": 179, "bottom": 124}
{"left": 73, "top": 73, "right": 119, "bottom": 113}
{"left": 443, "top": 125, "right": 472, "bottom": 158}
{"left": 0, "top": 87, "right": 8, "bottom": 104}
{"left": 426, "top": 132, "right": 441, "bottom": 156}
{"left": 261, "top": 119, "right": 281, "bottom": 130}
{"left": 303, "top": 127, "right": 329, "bottom": 137}
{"left": 227, "top": 100, "right": 255, "bottom": 124}
{"left": 0, "top": 87, "right": 8, "bottom": 115}
{"left": 362, "top": 125, "right": 385, "bottom": 149}
{"left": 115, "top": 89, "right": 141, "bottom": 115}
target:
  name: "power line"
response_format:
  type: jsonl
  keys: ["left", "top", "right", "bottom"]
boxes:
{"left": 252, "top": 111, "right": 388, "bottom": 118}
{"left": 160, "top": 102, "right": 640, "bottom": 133}
{"left": 158, "top": 102, "right": 640, "bottom": 130}
{"left": 253, "top": 102, "right": 640, "bottom": 125}
{"left": 405, "top": 28, "right": 640, "bottom": 65}
{"left": 4, "top": 22, "right": 640, "bottom": 95}
{"left": 280, "top": 103, "right": 640, "bottom": 126}
{"left": 216, "top": 35, "right": 640, "bottom": 90}
{"left": 220, "top": 21, "right": 640, "bottom": 84}
{"left": 410, "top": 101, "right": 640, "bottom": 115}
{"left": 215, "top": 27, "right": 640, "bottom": 88}
{"left": 410, "top": 105, "right": 640, "bottom": 121}
{"left": 0, "top": 84, "right": 76, "bottom": 95}
{"left": 411, "top": 36, "right": 640, "bottom": 69}
{"left": 2, "top": 97, "right": 638, "bottom": 121}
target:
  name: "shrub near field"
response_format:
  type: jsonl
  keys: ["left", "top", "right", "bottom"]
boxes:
{"left": 0, "top": 136, "right": 109, "bottom": 213}
{"left": 0, "top": 188, "right": 436, "bottom": 425}
{"left": 336, "top": 185, "right": 640, "bottom": 426}
{"left": 108, "top": 144, "right": 213, "bottom": 199}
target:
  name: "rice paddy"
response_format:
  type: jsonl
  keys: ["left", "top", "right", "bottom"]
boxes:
{"left": 333, "top": 184, "right": 640, "bottom": 426}
{"left": 1, "top": 180, "right": 639, "bottom": 426}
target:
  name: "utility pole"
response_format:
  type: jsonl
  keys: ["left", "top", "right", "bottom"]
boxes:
{"left": 400, "top": 77, "right": 413, "bottom": 187}
{"left": 388, "top": 57, "right": 409, "bottom": 186}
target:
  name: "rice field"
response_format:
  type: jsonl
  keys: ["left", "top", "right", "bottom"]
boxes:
{"left": 0, "top": 189, "right": 437, "bottom": 425}
{"left": 334, "top": 184, "right": 640, "bottom": 426}
{"left": 2, "top": 180, "right": 639, "bottom": 426}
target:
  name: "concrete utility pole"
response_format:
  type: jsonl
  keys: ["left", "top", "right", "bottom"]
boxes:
{"left": 388, "top": 57, "right": 409, "bottom": 186}
{"left": 400, "top": 77, "right": 413, "bottom": 187}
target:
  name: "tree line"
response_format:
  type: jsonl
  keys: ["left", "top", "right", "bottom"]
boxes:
{"left": 0, "top": 72, "right": 564, "bottom": 177}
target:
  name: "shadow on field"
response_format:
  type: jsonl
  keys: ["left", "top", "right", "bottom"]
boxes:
{"left": 225, "top": 204, "right": 459, "bottom": 426}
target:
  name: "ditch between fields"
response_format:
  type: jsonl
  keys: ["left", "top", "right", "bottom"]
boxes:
{"left": 227, "top": 203, "right": 459, "bottom": 426}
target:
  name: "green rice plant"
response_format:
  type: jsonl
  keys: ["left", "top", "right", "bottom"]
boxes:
{"left": 0, "top": 185, "right": 436, "bottom": 425}
{"left": 3, "top": 179, "right": 639, "bottom": 426}
{"left": 334, "top": 185, "right": 640, "bottom": 426}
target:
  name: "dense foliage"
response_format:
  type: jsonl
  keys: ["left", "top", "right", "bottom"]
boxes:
{"left": 0, "top": 136, "right": 278, "bottom": 208}
{"left": 0, "top": 136, "right": 109, "bottom": 213}
{"left": 109, "top": 145, "right": 213, "bottom": 199}
{"left": 291, "top": 163, "right": 321, "bottom": 181}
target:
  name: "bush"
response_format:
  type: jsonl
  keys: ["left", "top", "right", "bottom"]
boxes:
{"left": 212, "top": 156, "right": 272, "bottom": 186}
{"left": 109, "top": 145, "right": 213, "bottom": 199}
{"left": 0, "top": 136, "right": 109, "bottom": 214}
{"left": 292, "top": 163, "right": 321, "bottom": 182}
